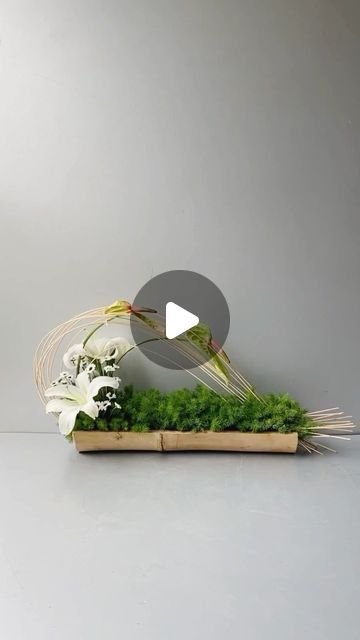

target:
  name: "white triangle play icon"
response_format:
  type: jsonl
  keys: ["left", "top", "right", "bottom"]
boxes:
{"left": 165, "top": 302, "right": 199, "bottom": 340}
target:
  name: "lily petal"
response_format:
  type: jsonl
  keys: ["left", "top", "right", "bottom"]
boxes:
{"left": 76, "top": 371, "right": 91, "bottom": 397}
{"left": 110, "top": 338, "right": 131, "bottom": 360}
{"left": 87, "top": 376, "right": 120, "bottom": 400}
{"left": 46, "top": 398, "right": 75, "bottom": 414}
{"left": 45, "top": 384, "right": 79, "bottom": 400}
{"left": 58, "top": 406, "right": 81, "bottom": 436}
{"left": 82, "top": 336, "right": 131, "bottom": 362}
{"left": 63, "top": 343, "right": 84, "bottom": 369}
{"left": 80, "top": 399, "right": 99, "bottom": 420}
{"left": 84, "top": 337, "right": 108, "bottom": 359}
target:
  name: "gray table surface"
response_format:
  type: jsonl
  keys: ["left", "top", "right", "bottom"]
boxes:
{"left": 0, "top": 433, "right": 359, "bottom": 640}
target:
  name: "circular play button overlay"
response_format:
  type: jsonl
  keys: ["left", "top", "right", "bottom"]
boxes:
{"left": 130, "top": 270, "right": 230, "bottom": 370}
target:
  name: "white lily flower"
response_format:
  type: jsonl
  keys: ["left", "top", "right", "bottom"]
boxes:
{"left": 63, "top": 336, "right": 131, "bottom": 368}
{"left": 45, "top": 371, "right": 120, "bottom": 436}
{"left": 62, "top": 344, "right": 85, "bottom": 369}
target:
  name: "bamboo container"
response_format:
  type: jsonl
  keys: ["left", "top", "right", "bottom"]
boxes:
{"left": 73, "top": 430, "right": 298, "bottom": 453}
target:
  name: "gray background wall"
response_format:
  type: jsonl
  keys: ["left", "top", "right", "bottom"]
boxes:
{"left": 0, "top": 0, "right": 359, "bottom": 432}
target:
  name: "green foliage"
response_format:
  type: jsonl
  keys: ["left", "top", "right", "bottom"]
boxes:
{"left": 74, "top": 385, "right": 314, "bottom": 437}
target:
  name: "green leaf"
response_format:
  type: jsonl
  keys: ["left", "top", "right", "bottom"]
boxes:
{"left": 133, "top": 312, "right": 159, "bottom": 330}
{"left": 212, "top": 343, "right": 230, "bottom": 364}
{"left": 208, "top": 353, "right": 230, "bottom": 382}
{"left": 186, "top": 322, "right": 212, "bottom": 346}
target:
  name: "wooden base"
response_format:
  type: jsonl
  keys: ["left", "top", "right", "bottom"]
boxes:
{"left": 73, "top": 431, "right": 298, "bottom": 454}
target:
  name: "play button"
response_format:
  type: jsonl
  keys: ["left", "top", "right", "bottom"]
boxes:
{"left": 165, "top": 302, "right": 199, "bottom": 339}
{"left": 130, "top": 270, "right": 230, "bottom": 370}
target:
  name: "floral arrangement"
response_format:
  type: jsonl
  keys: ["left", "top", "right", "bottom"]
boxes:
{"left": 34, "top": 300, "right": 355, "bottom": 453}
{"left": 44, "top": 335, "right": 131, "bottom": 436}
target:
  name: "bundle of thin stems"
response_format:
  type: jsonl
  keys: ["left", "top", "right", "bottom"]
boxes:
{"left": 33, "top": 304, "right": 355, "bottom": 452}
{"left": 301, "top": 408, "right": 355, "bottom": 454}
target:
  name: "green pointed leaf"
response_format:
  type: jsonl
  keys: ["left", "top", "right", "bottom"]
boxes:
{"left": 208, "top": 353, "right": 230, "bottom": 382}
{"left": 133, "top": 312, "right": 159, "bottom": 330}
{"left": 186, "top": 322, "right": 212, "bottom": 344}
{"left": 215, "top": 345, "right": 230, "bottom": 364}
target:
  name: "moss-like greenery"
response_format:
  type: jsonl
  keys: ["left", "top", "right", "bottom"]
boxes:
{"left": 74, "top": 385, "right": 314, "bottom": 438}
